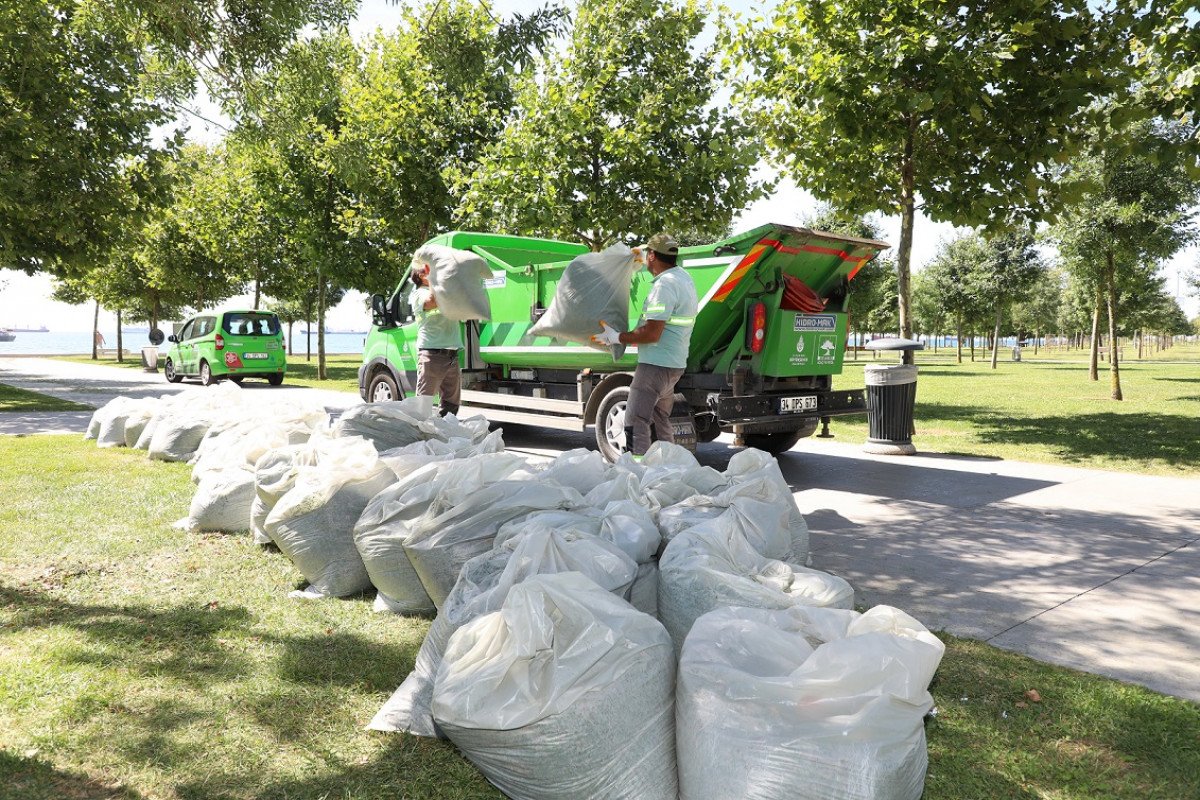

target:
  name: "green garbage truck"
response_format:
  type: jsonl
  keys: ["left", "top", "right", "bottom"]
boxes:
{"left": 359, "top": 223, "right": 889, "bottom": 460}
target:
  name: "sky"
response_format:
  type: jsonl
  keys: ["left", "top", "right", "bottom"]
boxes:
{"left": 1, "top": 0, "right": 1196, "bottom": 332}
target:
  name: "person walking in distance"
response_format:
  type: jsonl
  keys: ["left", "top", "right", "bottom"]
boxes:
{"left": 409, "top": 264, "right": 463, "bottom": 416}
{"left": 593, "top": 233, "right": 697, "bottom": 458}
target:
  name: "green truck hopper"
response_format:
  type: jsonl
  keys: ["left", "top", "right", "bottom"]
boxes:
{"left": 360, "top": 223, "right": 889, "bottom": 460}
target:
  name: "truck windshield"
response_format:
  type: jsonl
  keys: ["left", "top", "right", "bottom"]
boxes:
{"left": 223, "top": 313, "right": 280, "bottom": 336}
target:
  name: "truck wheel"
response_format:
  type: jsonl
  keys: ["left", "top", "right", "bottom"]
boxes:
{"left": 267, "top": 374, "right": 284, "bottom": 386}
{"left": 368, "top": 371, "right": 401, "bottom": 403}
{"left": 164, "top": 358, "right": 183, "bottom": 384}
{"left": 740, "top": 424, "right": 816, "bottom": 456}
{"left": 594, "top": 386, "right": 631, "bottom": 462}
{"left": 199, "top": 360, "right": 217, "bottom": 386}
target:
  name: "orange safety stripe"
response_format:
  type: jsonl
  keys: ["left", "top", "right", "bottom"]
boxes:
{"left": 710, "top": 243, "right": 768, "bottom": 303}
{"left": 847, "top": 256, "right": 870, "bottom": 281}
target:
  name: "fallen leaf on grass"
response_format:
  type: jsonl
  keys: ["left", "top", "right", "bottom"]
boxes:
{"left": 1025, "top": 689, "right": 1042, "bottom": 703}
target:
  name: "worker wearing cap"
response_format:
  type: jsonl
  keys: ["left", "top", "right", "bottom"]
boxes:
{"left": 594, "top": 233, "right": 697, "bottom": 457}
{"left": 409, "top": 264, "right": 463, "bottom": 416}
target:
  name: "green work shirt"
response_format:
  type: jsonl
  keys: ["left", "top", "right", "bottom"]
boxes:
{"left": 638, "top": 266, "right": 698, "bottom": 369}
{"left": 409, "top": 286, "right": 463, "bottom": 350}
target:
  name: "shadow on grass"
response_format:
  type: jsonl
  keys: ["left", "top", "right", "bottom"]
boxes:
{"left": 0, "top": 748, "right": 143, "bottom": 800}
{"left": 917, "top": 403, "right": 1200, "bottom": 470}
{"left": 0, "top": 583, "right": 254, "bottom": 685}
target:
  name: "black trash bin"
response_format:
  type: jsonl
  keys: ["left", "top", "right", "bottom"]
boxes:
{"left": 862, "top": 339, "right": 923, "bottom": 455}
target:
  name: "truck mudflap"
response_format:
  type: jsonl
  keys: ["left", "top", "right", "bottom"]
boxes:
{"left": 716, "top": 388, "right": 865, "bottom": 424}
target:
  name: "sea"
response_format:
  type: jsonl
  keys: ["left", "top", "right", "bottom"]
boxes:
{"left": 0, "top": 329, "right": 367, "bottom": 356}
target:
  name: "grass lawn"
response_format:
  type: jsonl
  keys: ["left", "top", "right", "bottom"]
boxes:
{"left": 1, "top": 437, "right": 1198, "bottom": 799}
{"left": 0, "top": 383, "right": 92, "bottom": 413}
{"left": 58, "top": 354, "right": 364, "bottom": 394}
{"left": 831, "top": 343, "right": 1200, "bottom": 477}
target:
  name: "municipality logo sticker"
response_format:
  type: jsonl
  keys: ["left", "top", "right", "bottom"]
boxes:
{"left": 796, "top": 337, "right": 805, "bottom": 354}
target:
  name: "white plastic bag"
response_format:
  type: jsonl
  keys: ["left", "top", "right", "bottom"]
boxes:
{"left": 658, "top": 525, "right": 854, "bottom": 653}
{"left": 370, "top": 528, "right": 637, "bottom": 737}
{"left": 332, "top": 396, "right": 489, "bottom": 452}
{"left": 432, "top": 573, "right": 677, "bottom": 800}
{"left": 354, "top": 451, "right": 530, "bottom": 613}
{"left": 122, "top": 406, "right": 156, "bottom": 448}
{"left": 529, "top": 243, "right": 640, "bottom": 360}
{"left": 179, "top": 467, "right": 256, "bottom": 532}
{"left": 403, "top": 479, "right": 585, "bottom": 607}
{"left": 677, "top": 605, "right": 944, "bottom": 800}
{"left": 265, "top": 437, "right": 398, "bottom": 597}
{"left": 412, "top": 244, "right": 493, "bottom": 322}
{"left": 251, "top": 443, "right": 325, "bottom": 546}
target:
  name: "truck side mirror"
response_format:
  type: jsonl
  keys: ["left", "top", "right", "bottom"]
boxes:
{"left": 371, "top": 294, "right": 392, "bottom": 328}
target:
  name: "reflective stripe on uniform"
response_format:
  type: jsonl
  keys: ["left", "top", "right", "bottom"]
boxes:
{"left": 645, "top": 304, "right": 667, "bottom": 313}
{"left": 667, "top": 316, "right": 695, "bottom": 326}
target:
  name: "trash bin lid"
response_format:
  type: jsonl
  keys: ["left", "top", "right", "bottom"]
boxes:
{"left": 865, "top": 337, "right": 925, "bottom": 352}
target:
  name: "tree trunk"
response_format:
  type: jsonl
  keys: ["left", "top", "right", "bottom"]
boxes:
{"left": 287, "top": 321, "right": 293, "bottom": 355}
{"left": 318, "top": 274, "right": 327, "bottom": 381}
{"left": 896, "top": 117, "right": 917, "bottom": 364}
{"left": 1137, "top": 329, "right": 1143, "bottom": 360}
{"left": 956, "top": 316, "right": 963, "bottom": 364}
{"left": 116, "top": 311, "right": 123, "bottom": 363}
{"left": 990, "top": 305, "right": 1002, "bottom": 369}
{"left": 305, "top": 297, "right": 313, "bottom": 361}
{"left": 1089, "top": 290, "right": 1101, "bottom": 381}
{"left": 92, "top": 300, "right": 100, "bottom": 359}
{"left": 1106, "top": 253, "right": 1122, "bottom": 401}
{"left": 970, "top": 332, "right": 975, "bottom": 362}
{"left": 253, "top": 276, "right": 261, "bottom": 310}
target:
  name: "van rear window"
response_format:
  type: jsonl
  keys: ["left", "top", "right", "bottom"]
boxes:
{"left": 223, "top": 313, "right": 281, "bottom": 336}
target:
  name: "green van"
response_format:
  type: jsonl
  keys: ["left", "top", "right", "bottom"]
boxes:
{"left": 163, "top": 310, "right": 287, "bottom": 386}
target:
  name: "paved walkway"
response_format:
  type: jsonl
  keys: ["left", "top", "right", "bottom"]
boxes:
{"left": 4, "top": 356, "right": 1199, "bottom": 701}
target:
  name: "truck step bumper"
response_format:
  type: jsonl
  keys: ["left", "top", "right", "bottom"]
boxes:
{"left": 716, "top": 388, "right": 865, "bottom": 423}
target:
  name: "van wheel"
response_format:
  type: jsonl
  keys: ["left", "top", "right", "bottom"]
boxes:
{"left": 267, "top": 374, "right": 284, "bottom": 386}
{"left": 594, "top": 386, "right": 631, "bottom": 462}
{"left": 368, "top": 371, "right": 401, "bottom": 402}
{"left": 199, "top": 360, "right": 217, "bottom": 386}
{"left": 740, "top": 423, "right": 816, "bottom": 455}
{"left": 164, "top": 358, "right": 183, "bottom": 384}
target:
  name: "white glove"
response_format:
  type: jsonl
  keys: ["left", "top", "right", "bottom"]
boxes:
{"left": 592, "top": 321, "right": 622, "bottom": 346}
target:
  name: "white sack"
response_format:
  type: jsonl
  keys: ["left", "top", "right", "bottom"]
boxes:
{"left": 629, "top": 560, "right": 659, "bottom": 617}
{"left": 251, "top": 444, "right": 324, "bottom": 546}
{"left": 148, "top": 417, "right": 212, "bottom": 461}
{"left": 432, "top": 573, "right": 677, "bottom": 800}
{"left": 528, "top": 243, "right": 640, "bottom": 360}
{"left": 192, "top": 409, "right": 327, "bottom": 484}
{"left": 614, "top": 442, "right": 727, "bottom": 511}
{"left": 403, "top": 479, "right": 585, "bottom": 608}
{"left": 180, "top": 468, "right": 256, "bottom": 532}
{"left": 354, "top": 451, "right": 529, "bottom": 614}
{"left": 265, "top": 437, "right": 398, "bottom": 597}
{"left": 658, "top": 525, "right": 854, "bottom": 654}
{"left": 122, "top": 406, "right": 156, "bottom": 448}
{"left": 371, "top": 528, "right": 637, "bottom": 737}
{"left": 677, "top": 605, "right": 944, "bottom": 800}
{"left": 412, "top": 244, "right": 493, "bottom": 322}
{"left": 494, "top": 500, "right": 660, "bottom": 565}
{"left": 332, "top": 396, "right": 489, "bottom": 452}
{"left": 93, "top": 397, "right": 139, "bottom": 448}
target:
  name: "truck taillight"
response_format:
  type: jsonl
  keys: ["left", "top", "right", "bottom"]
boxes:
{"left": 214, "top": 334, "right": 225, "bottom": 350}
{"left": 748, "top": 302, "right": 767, "bottom": 354}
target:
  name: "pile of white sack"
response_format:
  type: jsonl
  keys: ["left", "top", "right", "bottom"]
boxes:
{"left": 84, "top": 390, "right": 944, "bottom": 799}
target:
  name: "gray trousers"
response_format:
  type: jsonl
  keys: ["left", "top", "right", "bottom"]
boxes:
{"left": 626, "top": 363, "right": 685, "bottom": 456}
{"left": 417, "top": 349, "right": 461, "bottom": 415}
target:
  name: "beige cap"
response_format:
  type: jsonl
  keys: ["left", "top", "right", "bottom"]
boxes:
{"left": 647, "top": 233, "right": 680, "bottom": 256}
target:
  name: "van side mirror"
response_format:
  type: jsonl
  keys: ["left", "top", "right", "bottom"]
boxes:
{"left": 371, "top": 293, "right": 393, "bottom": 328}
{"left": 167, "top": 334, "right": 178, "bottom": 343}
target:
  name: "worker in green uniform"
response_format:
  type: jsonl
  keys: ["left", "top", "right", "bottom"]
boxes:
{"left": 409, "top": 265, "right": 463, "bottom": 416}
{"left": 593, "top": 233, "right": 697, "bottom": 458}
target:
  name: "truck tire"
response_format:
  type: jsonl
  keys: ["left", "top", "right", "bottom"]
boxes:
{"left": 368, "top": 371, "right": 402, "bottom": 403}
{"left": 740, "top": 423, "right": 816, "bottom": 456}
{"left": 594, "top": 386, "right": 631, "bottom": 462}
{"left": 199, "top": 360, "right": 217, "bottom": 386}
{"left": 164, "top": 358, "right": 183, "bottom": 384}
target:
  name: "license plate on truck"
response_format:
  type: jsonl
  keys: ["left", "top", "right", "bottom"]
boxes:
{"left": 780, "top": 395, "right": 818, "bottom": 413}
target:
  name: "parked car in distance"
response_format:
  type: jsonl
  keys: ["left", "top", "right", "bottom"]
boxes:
{"left": 163, "top": 310, "right": 287, "bottom": 386}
